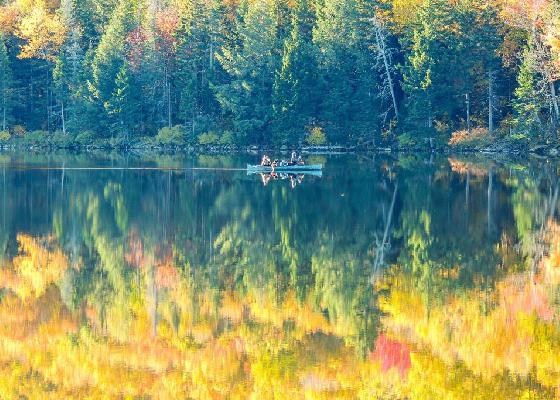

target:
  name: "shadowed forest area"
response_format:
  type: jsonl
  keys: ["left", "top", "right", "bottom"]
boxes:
{"left": 0, "top": 0, "right": 559, "bottom": 149}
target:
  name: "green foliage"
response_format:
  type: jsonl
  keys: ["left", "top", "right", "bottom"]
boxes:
{"left": 89, "top": 0, "right": 139, "bottom": 137}
{"left": 272, "top": 0, "right": 318, "bottom": 142}
{"left": 305, "top": 126, "right": 327, "bottom": 145}
{"left": 0, "top": 33, "right": 13, "bottom": 132}
{"left": 0, "top": 0, "right": 555, "bottom": 147}
{"left": 312, "top": 0, "right": 384, "bottom": 142}
{"left": 20, "top": 130, "right": 49, "bottom": 146}
{"left": 50, "top": 131, "right": 74, "bottom": 148}
{"left": 512, "top": 49, "right": 545, "bottom": 135}
{"left": 198, "top": 132, "right": 220, "bottom": 145}
{"left": 75, "top": 130, "right": 96, "bottom": 145}
{"left": 155, "top": 126, "right": 188, "bottom": 146}
{"left": 215, "top": 0, "right": 280, "bottom": 143}
{"left": 0, "top": 131, "right": 10, "bottom": 141}
{"left": 399, "top": 0, "right": 503, "bottom": 147}
{"left": 219, "top": 131, "right": 235, "bottom": 145}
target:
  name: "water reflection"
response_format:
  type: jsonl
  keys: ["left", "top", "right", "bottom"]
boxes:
{"left": 256, "top": 172, "right": 309, "bottom": 188}
{"left": 0, "top": 153, "right": 559, "bottom": 398}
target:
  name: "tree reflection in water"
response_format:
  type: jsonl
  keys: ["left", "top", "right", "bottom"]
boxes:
{"left": 0, "top": 153, "right": 558, "bottom": 398}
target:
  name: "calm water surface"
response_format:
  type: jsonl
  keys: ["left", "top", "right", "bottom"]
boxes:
{"left": 0, "top": 152, "right": 559, "bottom": 398}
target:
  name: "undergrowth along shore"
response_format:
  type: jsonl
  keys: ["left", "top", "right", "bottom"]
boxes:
{"left": 0, "top": 126, "right": 558, "bottom": 156}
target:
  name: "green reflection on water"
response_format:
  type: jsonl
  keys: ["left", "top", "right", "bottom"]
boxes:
{"left": 0, "top": 153, "right": 558, "bottom": 399}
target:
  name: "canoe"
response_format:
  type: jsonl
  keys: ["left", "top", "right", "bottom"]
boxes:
{"left": 246, "top": 164, "right": 322, "bottom": 173}
{"left": 247, "top": 169, "right": 323, "bottom": 177}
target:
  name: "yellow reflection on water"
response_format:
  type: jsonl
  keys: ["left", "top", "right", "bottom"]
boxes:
{"left": 0, "top": 225, "right": 559, "bottom": 399}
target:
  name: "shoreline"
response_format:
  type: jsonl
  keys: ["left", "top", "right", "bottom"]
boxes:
{"left": 0, "top": 139, "right": 557, "bottom": 157}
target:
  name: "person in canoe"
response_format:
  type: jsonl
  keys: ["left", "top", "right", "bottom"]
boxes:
{"left": 290, "top": 151, "right": 298, "bottom": 165}
{"left": 289, "top": 151, "right": 304, "bottom": 166}
{"left": 261, "top": 155, "right": 271, "bottom": 166}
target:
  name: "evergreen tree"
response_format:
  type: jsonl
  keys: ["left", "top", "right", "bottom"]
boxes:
{"left": 401, "top": 22, "right": 436, "bottom": 141}
{"left": 215, "top": 0, "right": 280, "bottom": 143}
{"left": 174, "top": 0, "right": 218, "bottom": 136}
{"left": 513, "top": 49, "right": 546, "bottom": 135}
{"left": 106, "top": 63, "right": 141, "bottom": 138}
{"left": 0, "top": 34, "right": 13, "bottom": 132}
{"left": 400, "top": 0, "right": 503, "bottom": 145}
{"left": 89, "top": 0, "right": 139, "bottom": 137}
{"left": 313, "top": 0, "right": 382, "bottom": 142}
{"left": 53, "top": 0, "right": 86, "bottom": 135}
{"left": 272, "top": 0, "right": 318, "bottom": 143}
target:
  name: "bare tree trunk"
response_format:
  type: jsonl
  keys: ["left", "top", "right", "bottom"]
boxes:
{"left": 550, "top": 81, "right": 559, "bottom": 126}
{"left": 465, "top": 169, "right": 470, "bottom": 207}
{"left": 209, "top": 41, "right": 214, "bottom": 71}
{"left": 488, "top": 71, "right": 494, "bottom": 134}
{"left": 192, "top": 109, "right": 195, "bottom": 136}
{"left": 61, "top": 101, "right": 66, "bottom": 135}
{"left": 373, "top": 16, "right": 398, "bottom": 120}
{"left": 428, "top": 99, "right": 433, "bottom": 128}
{"left": 371, "top": 183, "right": 398, "bottom": 281}
{"left": 2, "top": 92, "right": 6, "bottom": 132}
{"left": 465, "top": 93, "right": 471, "bottom": 133}
{"left": 166, "top": 69, "right": 172, "bottom": 128}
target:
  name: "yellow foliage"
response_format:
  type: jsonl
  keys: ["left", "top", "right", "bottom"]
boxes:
{"left": 448, "top": 127, "right": 489, "bottom": 146}
{"left": 1, "top": 234, "right": 71, "bottom": 300}
{"left": 15, "top": 0, "right": 66, "bottom": 60}
{"left": 3, "top": 226, "right": 560, "bottom": 398}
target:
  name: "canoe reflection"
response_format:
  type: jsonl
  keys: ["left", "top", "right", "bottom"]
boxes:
{"left": 247, "top": 169, "right": 322, "bottom": 188}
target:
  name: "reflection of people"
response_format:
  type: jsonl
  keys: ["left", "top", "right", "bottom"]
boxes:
{"left": 289, "top": 174, "right": 304, "bottom": 189}
{"left": 260, "top": 172, "right": 305, "bottom": 188}
{"left": 261, "top": 173, "right": 271, "bottom": 186}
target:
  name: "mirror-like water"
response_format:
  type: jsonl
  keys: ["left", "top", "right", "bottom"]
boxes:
{"left": 0, "top": 152, "right": 559, "bottom": 398}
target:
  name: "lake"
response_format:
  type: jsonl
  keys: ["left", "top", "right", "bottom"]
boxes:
{"left": 0, "top": 151, "right": 559, "bottom": 398}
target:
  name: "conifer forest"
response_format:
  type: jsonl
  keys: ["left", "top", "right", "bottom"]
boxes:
{"left": 0, "top": 0, "right": 559, "bottom": 148}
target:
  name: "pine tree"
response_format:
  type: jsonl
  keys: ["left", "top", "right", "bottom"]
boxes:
{"left": 399, "top": 0, "right": 503, "bottom": 145}
{"left": 313, "top": 0, "right": 383, "bottom": 142}
{"left": 215, "top": 0, "right": 280, "bottom": 143}
{"left": 89, "top": 0, "right": 139, "bottom": 137}
{"left": 513, "top": 49, "right": 546, "bottom": 134}
{"left": 0, "top": 34, "right": 13, "bottom": 132}
{"left": 174, "top": 0, "right": 217, "bottom": 135}
{"left": 106, "top": 63, "right": 140, "bottom": 138}
{"left": 401, "top": 23, "right": 435, "bottom": 139}
{"left": 53, "top": 0, "right": 86, "bottom": 135}
{"left": 313, "top": 0, "right": 358, "bottom": 140}
{"left": 272, "top": 0, "right": 318, "bottom": 143}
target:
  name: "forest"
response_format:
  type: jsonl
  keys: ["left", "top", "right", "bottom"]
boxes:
{"left": 0, "top": 0, "right": 559, "bottom": 148}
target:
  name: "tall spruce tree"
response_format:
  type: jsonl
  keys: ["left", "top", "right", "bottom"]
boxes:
{"left": 89, "top": 0, "right": 139, "bottom": 137}
{"left": 272, "top": 0, "right": 318, "bottom": 143}
{"left": 513, "top": 49, "right": 546, "bottom": 135}
{"left": 54, "top": 0, "right": 86, "bottom": 135}
{"left": 215, "top": 0, "right": 280, "bottom": 143}
{"left": 174, "top": 0, "right": 219, "bottom": 136}
{"left": 313, "top": 0, "right": 382, "bottom": 142}
{"left": 0, "top": 34, "right": 13, "bottom": 132}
